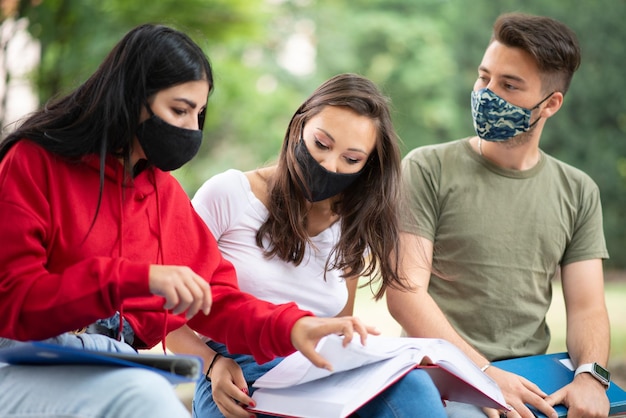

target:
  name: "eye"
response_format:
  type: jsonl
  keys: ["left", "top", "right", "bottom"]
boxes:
{"left": 314, "top": 138, "right": 330, "bottom": 150}
{"left": 173, "top": 108, "right": 187, "bottom": 116}
{"left": 344, "top": 156, "right": 362, "bottom": 165}
{"left": 504, "top": 83, "right": 517, "bottom": 91}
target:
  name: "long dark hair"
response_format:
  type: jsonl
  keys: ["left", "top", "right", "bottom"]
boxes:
{"left": 0, "top": 24, "right": 213, "bottom": 231}
{"left": 1, "top": 23, "right": 212, "bottom": 161}
{"left": 257, "top": 73, "right": 405, "bottom": 300}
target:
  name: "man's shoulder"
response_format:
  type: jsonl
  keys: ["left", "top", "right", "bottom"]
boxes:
{"left": 404, "top": 138, "right": 468, "bottom": 161}
{"left": 543, "top": 152, "right": 599, "bottom": 187}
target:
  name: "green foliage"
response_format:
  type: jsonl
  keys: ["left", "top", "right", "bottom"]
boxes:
{"left": 4, "top": 0, "right": 626, "bottom": 267}
{"left": 284, "top": 0, "right": 461, "bottom": 153}
{"left": 10, "top": 0, "right": 269, "bottom": 100}
{"left": 304, "top": 0, "right": 626, "bottom": 269}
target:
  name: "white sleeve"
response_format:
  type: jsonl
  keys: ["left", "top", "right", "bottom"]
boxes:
{"left": 191, "top": 169, "right": 248, "bottom": 240}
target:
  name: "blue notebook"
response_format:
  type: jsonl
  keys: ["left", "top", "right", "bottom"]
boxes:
{"left": 0, "top": 341, "right": 203, "bottom": 384}
{"left": 494, "top": 352, "right": 626, "bottom": 417}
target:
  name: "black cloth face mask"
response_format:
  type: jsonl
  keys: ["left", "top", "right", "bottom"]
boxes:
{"left": 135, "top": 106, "right": 203, "bottom": 172}
{"left": 294, "top": 138, "right": 364, "bottom": 202}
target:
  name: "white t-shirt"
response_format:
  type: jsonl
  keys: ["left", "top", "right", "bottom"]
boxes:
{"left": 192, "top": 169, "right": 348, "bottom": 318}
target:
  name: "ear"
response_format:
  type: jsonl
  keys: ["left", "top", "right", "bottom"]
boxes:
{"left": 540, "top": 91, "right": 564, "bottom": 119}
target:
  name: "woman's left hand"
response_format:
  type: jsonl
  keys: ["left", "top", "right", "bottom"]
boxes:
{"left": 210, "top": 355, "right": 257, "bottom": 418}
{"left": 290, "top": 316, "right": 379, "bottom": 370}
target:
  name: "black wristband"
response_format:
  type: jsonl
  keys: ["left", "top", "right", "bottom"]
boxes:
{"left": 205, "top": 353, "right": 222, "bottom": 382}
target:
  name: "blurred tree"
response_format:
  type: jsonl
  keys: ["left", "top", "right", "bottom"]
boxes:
{"left": 1, "top": 0, "right": 624, "bottom": 268}
{"left": 290, "top": 0, "right": 626, "bottom": 269}
{"left": 0, "top": 0, "right": 288, "bottom": 188}
{"left": 2, "top": 0, "right": 267, "bottom": 100}
{"left": 285, "top": 0, "right": 461, "bottom": 154}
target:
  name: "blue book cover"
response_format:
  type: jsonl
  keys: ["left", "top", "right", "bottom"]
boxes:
{"left": 494, "top": 352, "right": 626, "bottom": 417}
{"left": 0, "top": 341, "right": 202, "bottom": 385}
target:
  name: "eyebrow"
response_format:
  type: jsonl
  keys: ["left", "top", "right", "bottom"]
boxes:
{"left": 478, "top": 66, "right": 526, "bottom": 85}
{"left": 316, "top": 127, "right": 369, "bottom": 155}
{"left": 173, "top": 98, "right": 199, "bottom": 109}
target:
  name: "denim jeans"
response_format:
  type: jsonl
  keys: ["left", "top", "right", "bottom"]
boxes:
{"left": 193, "top": 341, "right": 447, "bottom": 418}
{"left": 0, "top": 334, "right": 190, "bottom": 418}
{"left": 90, "top": 311, "right": 136, "bottom": 346}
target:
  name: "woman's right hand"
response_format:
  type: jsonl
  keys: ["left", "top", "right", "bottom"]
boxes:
{"left": 148, "top": 265, "right": 212, "bottom": 319}
{"left": 290, "top": 315, "right": 379, "bottom": 371}
{"left": 210, "top": 356, "right": 258, "bottom": 418}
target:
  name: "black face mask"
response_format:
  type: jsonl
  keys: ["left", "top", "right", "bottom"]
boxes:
{"left": 135, "top": 107, "right": 203, "bottom": 172}
{"left": 294, "top": 138, "right": 364, "bottom": 202}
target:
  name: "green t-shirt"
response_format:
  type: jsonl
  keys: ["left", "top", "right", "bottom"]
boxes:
{"left": 400, "top": 138, "right": 608, "bottom": 360}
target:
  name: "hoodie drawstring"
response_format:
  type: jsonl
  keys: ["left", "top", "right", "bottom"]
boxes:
{"left": 115, "top": 168, "right": 168, "bottom": 353}
{"left": 118, "top": 168, "right": 126, "bottom": 343}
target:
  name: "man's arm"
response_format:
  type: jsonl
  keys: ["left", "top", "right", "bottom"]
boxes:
{"left": 544, "top": 259, "right": 610, "bottom": 418}
{"left": 562, "top": 259, "right": 610, "bottom": 368}
{"left": 387, "top": 232, "right": 556, "bottom": 418}
{"left": 386, "top": 233, "right": 490, "bottom": 367}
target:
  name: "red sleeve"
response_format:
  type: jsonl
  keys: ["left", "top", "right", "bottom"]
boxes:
{"left": 0, "top": 142, "right": 150, "bottom": 340}
{"left": 118, "top": 174, "right": 314, "bottom": 360}
{"left": 187, "top": 255, "right": 313, "bottom": 364}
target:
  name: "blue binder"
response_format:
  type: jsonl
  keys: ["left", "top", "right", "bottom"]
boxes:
{"left": 0, "top": 341, "right": 202, "bottom": 384}
{"left": 494, "top": 352, "right": 626, "bottom": 417}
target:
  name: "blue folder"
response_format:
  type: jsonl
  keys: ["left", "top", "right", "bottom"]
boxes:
{"left": 494, "top": 352, "right": 626, "bottom": 417}
{"left": 0, "top": 341, "right": 203, "bottom": 384}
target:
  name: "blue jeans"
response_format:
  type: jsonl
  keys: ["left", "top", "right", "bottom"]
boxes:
{"left": 0, "top": 334, "right": 190, "bottom": 418}
{"left": 193, "top": 341, "right": 447, "bottom": 418}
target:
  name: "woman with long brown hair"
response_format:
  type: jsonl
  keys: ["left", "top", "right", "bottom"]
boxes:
{"left": 168, "top": 73, "right": 446, "bottom": 418}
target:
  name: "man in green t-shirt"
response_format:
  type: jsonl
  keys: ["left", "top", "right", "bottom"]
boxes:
{"left": 387, "top": 12, "right": 610, "bottom": 418}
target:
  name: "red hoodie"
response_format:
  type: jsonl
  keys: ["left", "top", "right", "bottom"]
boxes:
{"left": 0, "top": 140, "right": 311, "bottom": 363}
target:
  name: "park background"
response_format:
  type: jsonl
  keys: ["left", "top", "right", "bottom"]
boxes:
{"left": 1, "top": 0, "right": 624, "bottom": 395}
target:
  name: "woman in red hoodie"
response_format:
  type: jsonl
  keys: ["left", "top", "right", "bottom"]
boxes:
{"left": 0, "top": 23, "right": 372, "bottom": 418}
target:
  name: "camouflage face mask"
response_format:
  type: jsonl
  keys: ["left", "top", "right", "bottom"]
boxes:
{"left": 470, "top": 88, "right": 553, "bottom": 141}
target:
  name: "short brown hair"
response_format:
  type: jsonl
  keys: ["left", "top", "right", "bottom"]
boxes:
{"left": 491, "top": 12, "right": 581, "bottom": 95}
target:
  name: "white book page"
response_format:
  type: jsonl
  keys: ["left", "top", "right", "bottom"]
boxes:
{"left": 251, "top": 335, "right": 509, "bottom": 415}
{"left": 253, "top": 334, "right": 505, "bottom": 408}
{"left": 252, "top": 350, "right": 421, "bottom": 418}
{"left": 414, "top": 339, "right": 504, "bottom": 405}
{"left": 254, "top": 335, "right": 427, "bottom": 389}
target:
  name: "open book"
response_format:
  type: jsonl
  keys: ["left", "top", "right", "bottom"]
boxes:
{"left": 0, "top": 341, "right": 202, "bottom": 384}
{"left": 249, "top": 335, "right": 508, "bottom": 418}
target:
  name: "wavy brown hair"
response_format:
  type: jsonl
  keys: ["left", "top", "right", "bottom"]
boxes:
{"left": 256, "top": 73, "right": 406, "bottom": 300}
